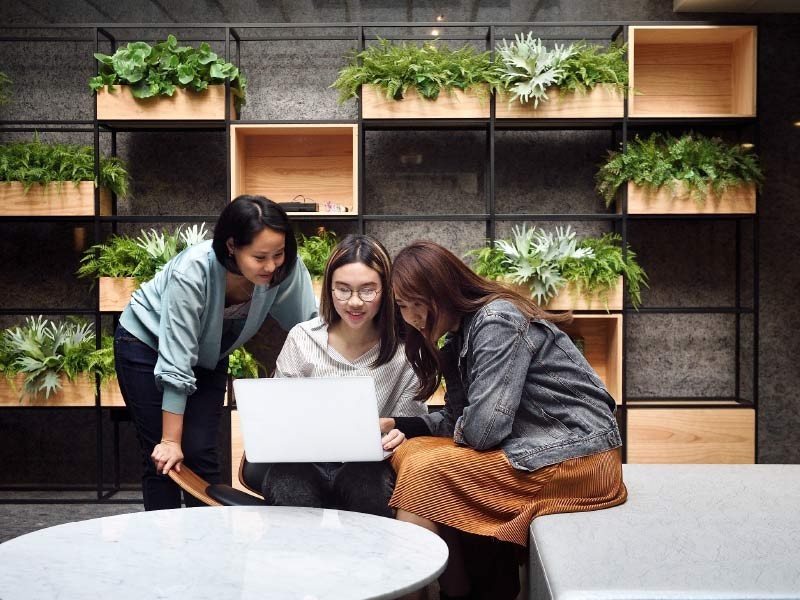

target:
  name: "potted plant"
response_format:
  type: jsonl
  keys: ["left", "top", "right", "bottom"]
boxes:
{"left": 494, "top": 34, "right": 627, "bottom": 118}
{"left": 90, "top": 34, "right": 246, "bottom": 121}
{"left": 331, "top": 38, "right": 496, "bottom": 118}
{"left": 0, "top": 136, "right": 130, "bottom": 217}
{"left": 596, "top": 132, "right": 763, "bottom": 214}
{"left": 77, "top": 224, "right": 209, "bottom": 311}
{"left": 0, "top": 317, "right": 120, "bottom": 406}
{"left": 297, "top": 227, "right": 338, "bottom": 301}
{"left": 467, "top": 225, "right": 647, "bottom": 310}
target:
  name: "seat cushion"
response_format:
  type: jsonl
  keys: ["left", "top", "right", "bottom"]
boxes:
{"left": 529, "top": 464, "right": 800, "bottom": 600}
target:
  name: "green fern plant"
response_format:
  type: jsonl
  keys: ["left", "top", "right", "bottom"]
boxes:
{"left": 331, "top": 38, "right": 496, "bottom": 104}
{"left": 467, "top": 226, "right": 648, "bottom": 309}
{"left": 0, "top": 135, "right": 130, "bottom": 197}
{"left": 228, "top": 347, "right": 263, "bottom": 379}
{"left": 596, "top": 132, "right": 764, "bottom": 207}
{"left": 77, "top": 223, "right": 209, "bottom": 284}
{"left": 296, "top": 228, "right": 338, "bottom": 280}
{"left": 1, "top": 317, "right": 116, "bottom": 400}
{"left": 89, "top": 34, "right": 246, "bottom": 112}
{"left": 558, "top": 41, "right": 628, "bottom": 95}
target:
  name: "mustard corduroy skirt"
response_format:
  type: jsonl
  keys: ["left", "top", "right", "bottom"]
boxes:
{"left": 389, "top": 436, "right": 627, "bottom": 547}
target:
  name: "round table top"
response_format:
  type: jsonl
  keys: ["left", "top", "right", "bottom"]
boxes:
{"left": 0, "top": 505, "right": 449, "bottom": 600}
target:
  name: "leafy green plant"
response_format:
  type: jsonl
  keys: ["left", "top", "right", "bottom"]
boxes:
{"left": 228, "top": 347, "right": 263, "bottom": 379}
{"left": 466, "top": 225, "right": 648, "bottom": 309}
{"left": 596, "top": 132, "right": 764, "bottom": 208}
{"left": 494, "top": 35, "right": 628, "bottom": 107}
{"left": 0, "top": 317, "right": 116, "bottom": 400}
{"left": 0, "top": 135, "right": 130, "bottom": 197}
{"left": 0, "top": 70, "right": 11, "bottom": 105}
{"left": 89, "top": 34, "right": 246, "bottom": 112}
{"left": 77, "top": 223, "right": 209, "bottom": 283}
{"left": 331, "top": 38, "right": 496, "bottom": 104}
{"left": 296, "top": 227, "right": 338, "bottom": 280}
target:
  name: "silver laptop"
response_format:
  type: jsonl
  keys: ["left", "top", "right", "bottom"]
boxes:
{"left": 233, "top": 376, "right": 391, "bottom": 463}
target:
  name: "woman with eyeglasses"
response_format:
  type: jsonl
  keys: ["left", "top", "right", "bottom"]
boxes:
{"left": 259, "top": 234, "right": 427, "bottom": 517}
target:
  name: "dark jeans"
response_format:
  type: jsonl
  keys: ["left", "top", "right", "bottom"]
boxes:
{"left": 260, "top": 461, "right": 396, "bottom": 518}
{"left": 114, "top": 324, "right": 227, "bottom": 511}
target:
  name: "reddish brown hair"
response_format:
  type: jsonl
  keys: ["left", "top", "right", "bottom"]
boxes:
{"left": 391, "top": 240, "right": 569, "bottom": 402}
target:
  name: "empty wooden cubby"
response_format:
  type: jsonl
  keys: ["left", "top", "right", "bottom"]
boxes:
{"left": 559, "top": 314, "right": 623, "bottom": 404}
{"left": 628, "top": 26, "right": 756, "bottom": 118}
{"left": 230, "top": 124, "right": 358, "bottom": 217}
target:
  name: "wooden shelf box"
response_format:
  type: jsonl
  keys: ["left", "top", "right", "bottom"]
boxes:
{"left": 0, "top": 182, "right": 111, "bottom": 217}
{"left": 626, "top": 404, "right": 755, "bottom": 463}
{"left": 502, "top": 277, "right": 624, "bottom": 311}
{"left": 96, "top": 85, "right": 235, "bottom": 123}
{"left": 231, "top": 124, "right": 358, "bottom": 217}
{"left": 629, "top": 26, "right": 757, "bottom": 118}
{"left": 624, "top": 181, "right": 756, "bottom": 215}
{"left": 559, "top": 314, "right": 623, "bottom": 403}
{"left": 0, "top": 375, "right": 125, "bottom": 407}
{"left": 495, "top": 84, "right": 624, "bottom": 119}
{"left": 361, "top": 84, "right": 490, "bottom": 119}
{"left": 99, "top": 277, "right": 138, "bottom": 312}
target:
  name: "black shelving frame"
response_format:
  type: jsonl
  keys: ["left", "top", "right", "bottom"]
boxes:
{"left": 0, "top": 19, "right": 759, "bottom": 503}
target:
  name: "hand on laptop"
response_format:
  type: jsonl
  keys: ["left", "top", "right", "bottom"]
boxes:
{"left": 381, "top": 428, "right": 406, "bottom": 452}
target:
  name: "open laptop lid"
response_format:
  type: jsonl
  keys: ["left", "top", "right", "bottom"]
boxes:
{"left": 233, "top": 376, "right": 387, "bottom": 463}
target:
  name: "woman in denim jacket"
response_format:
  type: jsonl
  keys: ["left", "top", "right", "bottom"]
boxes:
{"left": 385, "top": 241, "right": 627, "bottom": 600}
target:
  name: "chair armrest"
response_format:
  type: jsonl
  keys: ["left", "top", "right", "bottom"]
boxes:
{"left": 167, "top": 466, "right": 222, "bottom": 507}
{"left": 206, "top": 484, "right": 266, "bottom": 506}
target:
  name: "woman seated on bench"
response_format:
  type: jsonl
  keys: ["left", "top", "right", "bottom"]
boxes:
{"left": 387, "top": 241, "right": 628, "bottom": 600}
{"left": 260, "top": 234, "right": 427, "bottom": 517}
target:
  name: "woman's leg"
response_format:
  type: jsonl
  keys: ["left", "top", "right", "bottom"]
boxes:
{"left": 396, "top": 510, "right": 471, "bottom": 598}
{"left": 114, "top": 325, "right": 181, "bottom": 511}
{"left": 260, "top": 463, "right": 327, "bottom": 507}
{"left": 333, "top": 461, "right": 395, "bottom": 518}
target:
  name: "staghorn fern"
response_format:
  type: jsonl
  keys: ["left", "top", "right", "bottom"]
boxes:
{"left": 494, "top": 34, "right": 575, "bottom": 107}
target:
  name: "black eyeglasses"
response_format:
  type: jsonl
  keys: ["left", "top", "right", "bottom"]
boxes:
{"left": 332, "top": 287, "right": 381, "bottom": 302}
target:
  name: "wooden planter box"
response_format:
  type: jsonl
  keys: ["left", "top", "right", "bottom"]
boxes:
{"left": 96, "top": 85, "right": 235, "bottom": 122}
{"left": 559, "top": 314, "right": 622, "bottom": 404}
{"left": 361, "top": 84, "right": 490, "bottom": 119}
{"left": 624, "top": 181, "right": 756, "bottom": 215}
{"left": 311, "top": 279, "right": 323, "bottom": 304}
{"left": 0, "top": 374, "right": 125, "bottom": 407}
{"left": 629, "top": 26, "right": 756, "bottom": 118}
{"left": 0, "top": 181, "right": 111, "bottom": 217}
{"left": 99, "top": 277, "right": 138, "bottom": 312}
{"left": 627, "top": 404, "right": 755, "bottom": 463}
{"left": 495, "top": 84, "right": 624, "bottom": 119}
{"left": 502, "top": 277, "right": 624, "bottom": 311}
{"left": 231, "top": 124, "right": 358, "bottom": 217}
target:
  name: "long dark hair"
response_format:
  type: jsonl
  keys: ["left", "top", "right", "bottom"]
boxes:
{"left": 320, "top": 234, "right": 399, "bottom": 368}
{"left": 391, "top": 240, "right": 570, "bottom": 402}
{"left": 212, "top": 195, "right": 298, "bottom": 286}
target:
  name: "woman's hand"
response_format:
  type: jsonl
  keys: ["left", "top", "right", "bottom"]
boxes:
{"left": 152, "top": 440, "right": 184, "bottom": 475}
{"left": 381, "top": 428, "right": 406, "bottom": 451}
{"left": 379, "top": 417, "right": 396, "bottom": 434}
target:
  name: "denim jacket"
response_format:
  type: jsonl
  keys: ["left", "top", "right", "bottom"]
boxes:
{"left": 421, "top": 299, "right": 622, "bottom": 472}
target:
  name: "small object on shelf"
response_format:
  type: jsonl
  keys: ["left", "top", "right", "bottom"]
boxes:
{"left": 320, "top": 201, "right": 349, "bottom": 213}
{"left": 279, "top": 201, "right": 319, "bottom": 212}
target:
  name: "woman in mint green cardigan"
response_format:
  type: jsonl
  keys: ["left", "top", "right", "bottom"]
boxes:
{"left": 115, "top": 196, "right": 317, "bottom": 511}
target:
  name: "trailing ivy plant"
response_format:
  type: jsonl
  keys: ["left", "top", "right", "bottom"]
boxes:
{"left": 0, "top": 70, "right": 11, "bottom": 105}
{"left": 596, "top": 132, "right": 764, "bottom": 208}
{"left": 494, "top": 34, "right": 628, "bottom": 108}
{"left": 0, "top": 135, "right": 130, "bottom": 197}
{"left": 77, "top": 223, "right": 209, "bottom": 284}
{"left": 466, "top": 225, "right": 648, "bottom": 309}
{"left": 331, "top": 38, "right": 496, "bottom": 104}
{"left": 228, "top": 347, "right": 263, "bottom": 379}
{"left": 0, "top": 317, "right": 116, "bottom": 400}
{"left": 89, "top": 34, "right": 246, "bottom": 112}
{"left": 296, "top": 227, "right": 338, "bottom": 280}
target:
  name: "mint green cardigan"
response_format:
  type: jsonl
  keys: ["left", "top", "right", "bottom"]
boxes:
{"left": 119, "top": 240, "right": 317, "bottom": 414}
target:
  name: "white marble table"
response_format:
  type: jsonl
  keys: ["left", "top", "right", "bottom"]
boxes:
{"left": 0, "top": 505, "right": 449, "bottom": 600}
